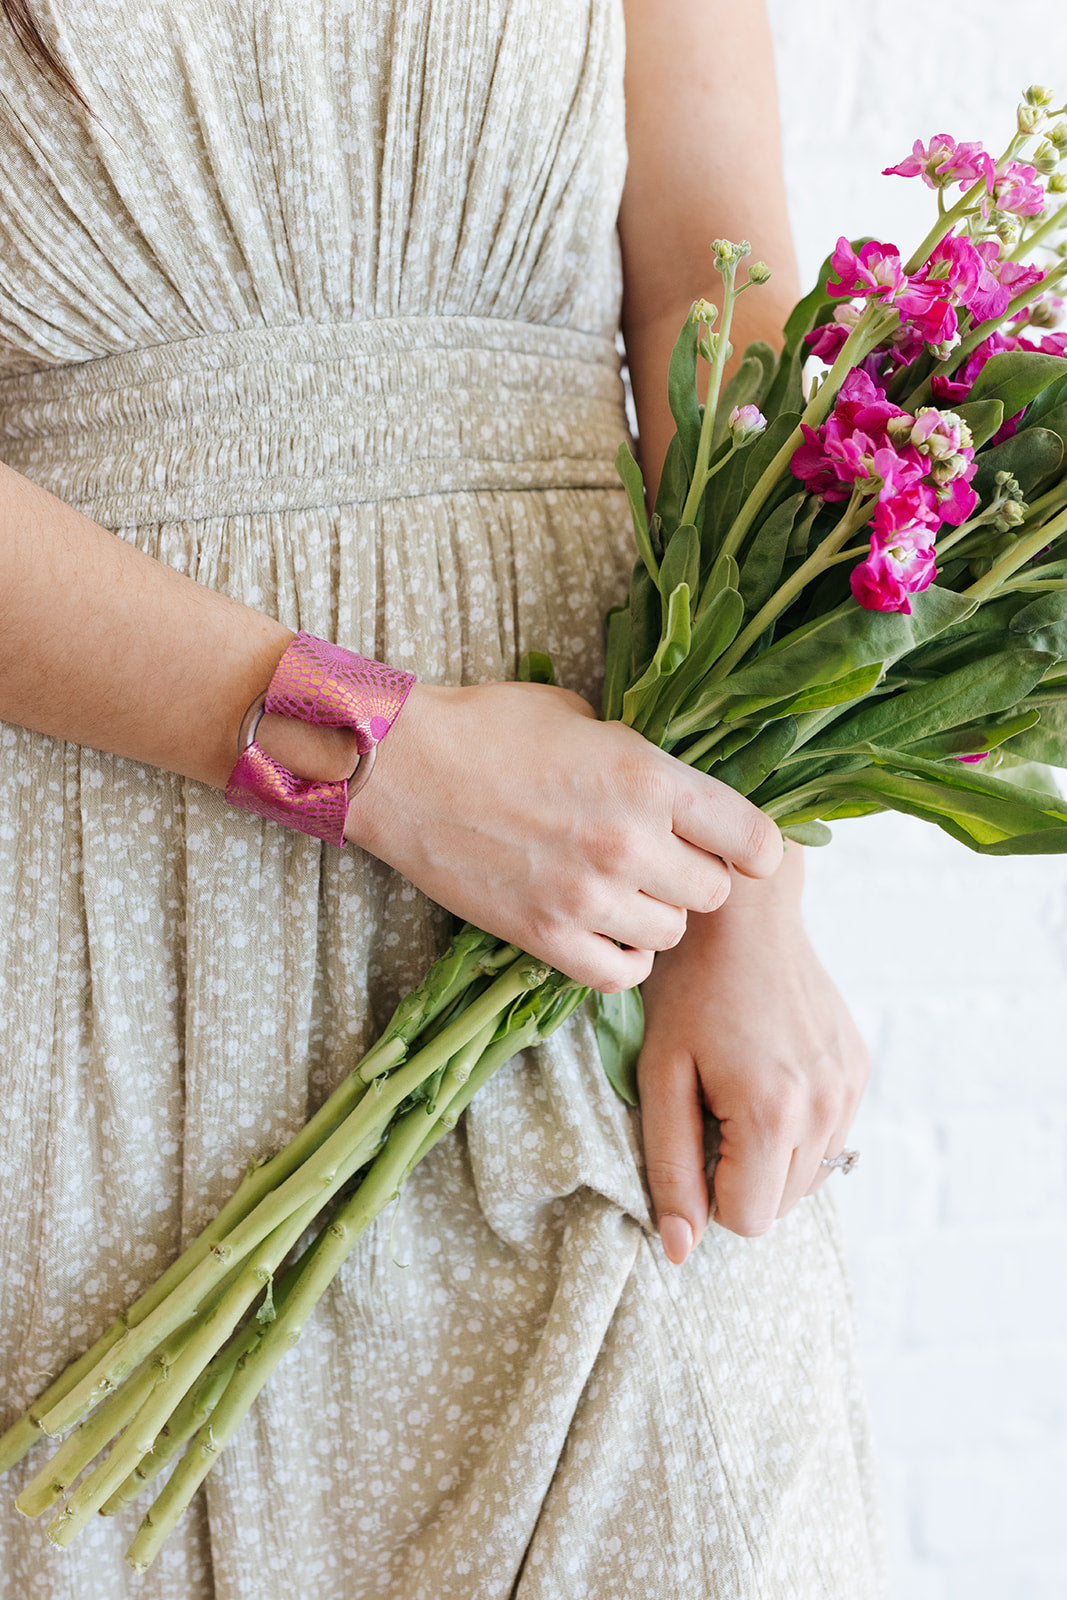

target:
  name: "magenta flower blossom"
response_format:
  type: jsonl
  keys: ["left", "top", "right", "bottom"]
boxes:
{"left": 850, "top": 525, "right": 938, "bottom": 614}
{"left": 827, "top": 238, "right": 906, "bottom": 301}
{"left": 883, "top": 135, "right": 994, "bottom": 191}
{"left": 869, "top": 487, "right": 940, "bottom": 539}
{"left": 989, "top": 160, "right": 1045, "bottom": 217}
{"left": 967, "top": 241, "right": 1045, "bottom": 323}
{"left": 792, "top": 369, "right": 919, "bottom": 501}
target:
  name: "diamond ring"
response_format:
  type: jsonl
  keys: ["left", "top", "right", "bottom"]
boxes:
{"left": 821, "top": 1148, "right": 860, "bottom": 1175}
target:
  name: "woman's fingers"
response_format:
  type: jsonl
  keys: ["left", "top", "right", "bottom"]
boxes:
{"left": 667, "top": 766, "right": 783, "bottom": 882}
{"left": 637, "top": 1052, "right": 708, "bottom": 1264}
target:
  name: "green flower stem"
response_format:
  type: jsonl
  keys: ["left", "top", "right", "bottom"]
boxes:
{"left": 45, "top": 1187, "right": 329, "bottom": 1547}
{"left": 16, "top": 1260, "right": 246, "bottom": 1520}
{"left": 670, "top": 496, "right": 872, "bottom": 747}
{"left": 1009, "top": 201, "right": 1067, "bottom": 262}
{"left": 124, "top": 1044, "right": 502, "bottom": 1575}
{"left": 100, "top": 1246, "right": 309, "bottom": 1518}
{"left": 679, "top": 265, "right": 741, "bottom": 529}
{"left": 965, "top": 503, "right": 1067, "bottom": 601}
{"left": 711, "top": 308, "right": 894, "bottom": 574}
{"left": 903, "top": 173, "right": 997, "bottom": 276}
{"left": 38, "top": 954, "right": 544, "bottom": 1441}
{"left": 0, "top": 933, "right": 486, "bottom": 1473}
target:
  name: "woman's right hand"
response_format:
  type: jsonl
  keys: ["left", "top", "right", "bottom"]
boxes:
{"left": 345, "top": 680, "right": 783, "bottom": 991}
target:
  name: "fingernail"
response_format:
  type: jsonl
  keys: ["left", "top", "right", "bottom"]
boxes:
{"left": 659, "top": 1214, "right": 693, "bottom": 1265}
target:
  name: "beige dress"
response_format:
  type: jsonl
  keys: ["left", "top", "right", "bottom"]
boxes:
{"left": 0, "top": 2, "right": 887, "bottom": 1595}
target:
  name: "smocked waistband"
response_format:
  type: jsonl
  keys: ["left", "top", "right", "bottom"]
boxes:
{"left": 0, "top": 318, "right": 627, "bottom": 525}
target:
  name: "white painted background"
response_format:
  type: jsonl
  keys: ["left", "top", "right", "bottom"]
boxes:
{"left": 764, "top": 4, "right": 1067, "bottom": 1595}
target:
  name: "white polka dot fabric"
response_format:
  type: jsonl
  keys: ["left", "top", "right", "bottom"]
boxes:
{"left": 0, "top": 2, "right": 886, "bottom": 1594}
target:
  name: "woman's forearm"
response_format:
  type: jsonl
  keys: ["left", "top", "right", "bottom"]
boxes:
{"left": 619, "top": 0, "right": 800, "bottom": 497}
{"left": 0, "top": 460, "right": 360, "bottom": 786}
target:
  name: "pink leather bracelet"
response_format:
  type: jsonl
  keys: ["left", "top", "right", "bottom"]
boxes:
{"left": 224, "top": 633, "right": 415, "bottom": 847}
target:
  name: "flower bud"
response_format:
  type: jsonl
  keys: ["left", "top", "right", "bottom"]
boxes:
{"left": 1048, "top": 171, "right": 1067, "bottom": 193}
{"left": 885, "top": 414, "right": 914, "bottom": 446}
{"left": 748, "top": 261, "right": 772, "bottom": 284}
{"left": 728, "top": 403, "right": 767, "bottom": 444}
{"left": 711, "top": 238, "right": 751, "bottom": 271}
{"left": 1018, "top": 104, "right": 1046, "bottom": 136}
{"left": 691, "top": 297, "right": 719, "bottom": 326}
{"left": 1032, "top": 141, "right": 1060, "bottom": 175}
{"left": 988, "top": 209, "right": 1022, "bottom": 244}
{"left": 1048, "top": 121, "right": 1067, "bottom": 152}
{"left": 994, "top": 499, "right": 1027, "bottom": 529}
{"left": 994, "top": 469, "right": 1022, "bottom": 493}
{"left": 1025, "top": 85, "right": 1056, "bottom": 107}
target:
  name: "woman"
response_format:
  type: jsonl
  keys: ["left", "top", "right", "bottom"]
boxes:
{"left": 0, "top": 0, "right": 882, "bottom": 1594}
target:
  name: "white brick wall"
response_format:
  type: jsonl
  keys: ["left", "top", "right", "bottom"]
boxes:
{"left": 764, "top": 8, "right": 1067, "bottom": 1591}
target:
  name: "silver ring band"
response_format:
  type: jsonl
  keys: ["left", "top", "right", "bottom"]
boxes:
{"left": 821, "top": 1148, "right": 860, "bottom": 1175}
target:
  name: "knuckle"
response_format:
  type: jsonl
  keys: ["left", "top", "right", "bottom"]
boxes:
{"left": 695, "top": 863, "right": 731, "bottom": 915}
{"left": 645, "top": 1155, "right": 696, "bottom": 1195}
{"left": 742, "top": 810, "right": 782, "bottom": 875}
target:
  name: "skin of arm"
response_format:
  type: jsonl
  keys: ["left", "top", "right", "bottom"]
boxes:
{"left": 619, "top": 0, "right": 871, "bottom": 1256}
{"left": 0, "top": 460, "right": 782, "bottom": 994}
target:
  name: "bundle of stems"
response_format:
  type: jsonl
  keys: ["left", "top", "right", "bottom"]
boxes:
{"left": 5, "top": 86, "right": 1067, "bottom": 1572}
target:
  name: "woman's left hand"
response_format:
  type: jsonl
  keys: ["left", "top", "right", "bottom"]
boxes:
{"left": 637, "top": 845, "right": 870, "bottom": 1260}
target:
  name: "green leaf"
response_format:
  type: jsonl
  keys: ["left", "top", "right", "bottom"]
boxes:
{"left": 653, "top": 432, "right": 692, "bottom": 535}
{"left": 1023, "top": 401, "right": 1067, "bottom": 454}
{"left": 966, "top": 349, "right": 1067, "bottom": 417}
{"left": 805, "top": 646, "right": 1055, "bottom": 753}
{"left": 623, "top": 583, "right": 692, "bottom": 726}
{"left": 658, "top": 522, "right": 700, "bottom": 604}
{"left": 751, "top": 660, "right": 887, "bottom": 723}
{"left": 629, "top": 563, "right": 661, "bottom": 682}
{"left": 1024, "top": 367, "right": 1067, "bottom": 426}
{"left": 708, "top": 716, "right": 799, "bottom": 795}
{"left": 601, "top": 604, "right": 631, "bottom": 722}
{"left": 696, "top": 550, "right": 740, "bottom": 618}
{"left": 517, "top": 650, "right": 556, "bottom": 685}
{"left": 998, "top": 688, "right": 1067, "bottom": 764}
{"left": 667, "top": 309, "right": 703, "bottom": 474}
{"left": 698, "top": 585, "right": 976, "bottom": 724}
{"left": 742, "top": 411, "right": 802, "bottom": 499}
{"left": 651, "top": 586, "right": 745, "bottom": 744}
{"left": 737, "top": 491, "right": 804, "bottom": 615}
{"left": 615, "top": 441, "right": 658, "bottom": 581}
{"left": 592, "top": 986, "right": 644, "bottom": 1106}
{"left": 971, "top": 427, "right": 1065, "bottom": 501}
{"left": 781, "top": 821, "right": 833, "bottom": 846}
{"left": 1009, "top": 591, "right": 1067, "bottom": 659}
{"left": 904, "top": 706, "right": 1041, "bottom": 759}
{"left": 954, "top": 398, "right": 1005, "bottom": 450}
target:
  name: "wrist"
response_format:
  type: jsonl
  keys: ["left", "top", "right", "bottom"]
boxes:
{"left": 225, "top": 633, "right": 415, "bottom": 846}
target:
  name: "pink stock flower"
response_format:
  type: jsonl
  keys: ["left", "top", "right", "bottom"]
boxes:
{"left": 883, "top": 135, "right": 994, "bottom": 192}
{"left": 850, "top": 524, "right": 938, "bottom": 614}
{"left": 870, "top": 488, "right": 940, "bottom": 539}
{"left": 827, "top": 238, "right": 906, "bottom": 301}
{"left": 989, "top": 160, "right": 1045, "bottom": 218}
{"left": 792, "top": 370, "right": 920, "bottom": 501}
{"left": 967, "top": 241, "right": 1045, "bottom": 323}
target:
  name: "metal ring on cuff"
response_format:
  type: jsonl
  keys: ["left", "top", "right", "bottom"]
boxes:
{"left": 821, "top": 1148, "right": 861, "bottom": 1175}
{"left": 236, "top": 690, "right": 375, "bottom": 799}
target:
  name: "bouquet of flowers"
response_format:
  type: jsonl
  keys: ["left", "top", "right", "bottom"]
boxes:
{"left": 4, "top": 87, "right": 1067, "bottom": 1573}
